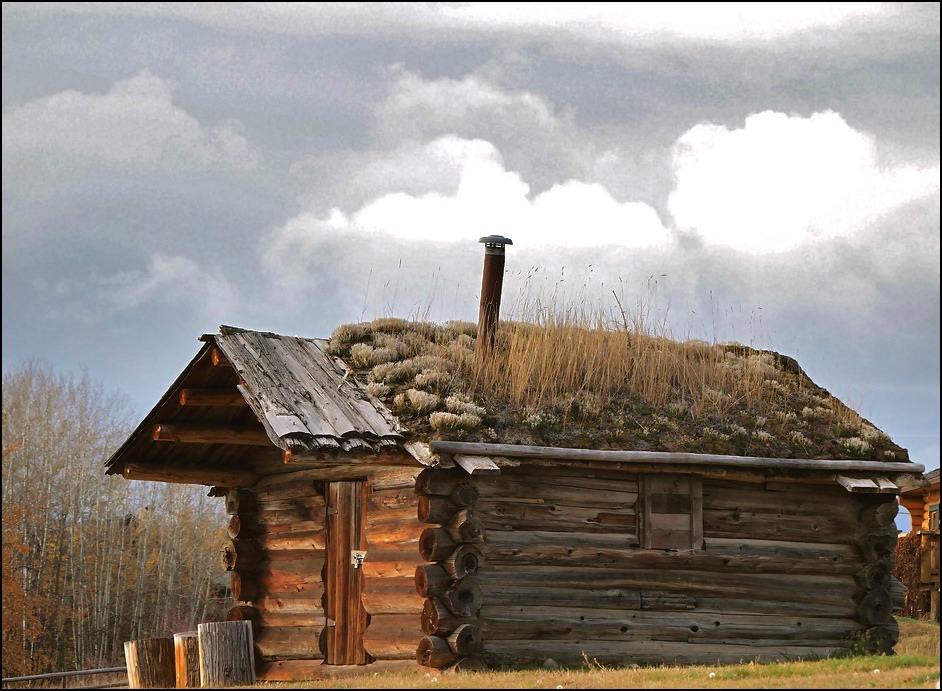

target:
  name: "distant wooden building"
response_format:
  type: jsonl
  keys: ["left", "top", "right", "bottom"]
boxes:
{"left": 105, "top": 325, "right": 925, "bottom": 680}
{"left": 898, "top": 468, "right": 940, "bottom": 621}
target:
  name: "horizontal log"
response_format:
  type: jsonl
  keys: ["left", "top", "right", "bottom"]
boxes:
{"left": 484, "top": 530, "right": 640, "bottom": 554}
{"left": 702, "top": 508, "right": 862, "bottom": 543}
{"left": 474, "top": 498, "right": 635, "bottom": 533}
{"left": 153, "top": 423, "right": 272, "bottom": 447}
{"left": 415, "top": 564, "right": 451, "bottom": 598}
{"left": 363, "top": 614, "right": 425, "bottom": 660}
{"left": 479, "top": 639, "right": 851, "bottom": 668}
{"left": 447, "top": 623, "right": 483, "bottom": 655}
{"left": 474, "top": 607, "right": 862, "bottom": 642}
{"left": 255, "top": 531, "right": 327, "bottom": 552}
{"left": 428, "top": 440, "right": 924, "bottom": 474}
{"left": 179, "top": 388, "right": 246, "bottom": 406}
{"left": 474, "top": 472, "right": 638, "bottom": 508}
{"left": 422, "top": 597, "right": 473, "bottom": 637}
{"left": 692, "top": 595, "right": 857, "bottom": 619}
{"left": 446, "top": 509, "right": 485, "bottom": 543}
{"left": 418, "top": 495, "right": 462, "bottom": 525}
{"left": 415, "top": 469, "right": 479, "bottom": 506}
{"left": 220, "top": 539, "right": 262, "bottom": 571}
{"left": 255, "top": 494, "right": 326, "bottom": 511}
{"left": 858, "top": 500, "right": 902, "bottom": 529}
{"left": 240, "top": 562, "right": 325, "bottom": 595}
{"left": 256, "top": 517, "right": 326, "bottom": 535}
{"left": 252, "top": 481, "right": 321, "bottom": 505}
{"left": 416, "top": 635, "right": 458, "bottom": 669}
{"left": 369, "top": 487, "right": 421, "bottom": 511}
{"left": 252, "top": 597, "right": 326, "bottom": 615}
{"left": 857, "top": 589, "right": 893, "bottom": 625}
{"left": 475, "top": 566, "right": 857, "bottom": 606}
{"left": 226, "top": 489, "right": 258, "bottom": 515}
{"left": 362, "top": 584, "right": 424, "bottom": 615}
{"left": 364, "top": 517, "right": 426, "bottom": 545}
{"left": 860, "top": 620, "right": 900, "bottom": 655}
{"left": 441, "top": 576, "right": 483, "bottom": 617}
{"left": 419, "top": 528, "right": 457, "bottom": 562}
{"left": 361, "top": 560, "right": 416, "bottom": 579}
{"left": 704, "top": 537, "right": 857, "bottom": 563}
{"left": 231, "top": 572, "right": 260, "bottom": 601}
{"left": 124, "top": 463, "right": 258, "bottom": 488}
{"left": 485, "top": 537, "right": 853, "bottom": 576}
{"left": 442, "top": 544, "right": 483, "bottom": 580}
{"left": 233, "top": 576, "right": 322, "bottom": 601}
{"left": 228, "top": 604, "right": 328, "bottom": 630}
{"left": 366, "top": 506, "right": 425, "bottom": 526}
{"left": 228, "top": 514, "right": 260, "bottom": 539}
{"left": 254, "top": 626, "right": 324, "bottom": 661}
{"left": 365, "top": 467, "right": 423, "bottom": 491}
{"left": 255, "top": 610, "right": 331, "bottom": 629}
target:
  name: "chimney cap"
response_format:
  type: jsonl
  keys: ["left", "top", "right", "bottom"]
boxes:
{"left": 479, "top": 235, "right": 513, "bottom": 247}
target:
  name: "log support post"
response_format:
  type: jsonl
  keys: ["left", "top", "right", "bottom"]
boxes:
{"left": 124, "top": 637, "right": 175, "bottom": 689}
{"left": 198, "top": 620, "right": 256, "bottom": 687}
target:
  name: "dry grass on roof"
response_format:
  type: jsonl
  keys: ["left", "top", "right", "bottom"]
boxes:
{"left": 327, "top": 314, "right": 908, "bottom": 462}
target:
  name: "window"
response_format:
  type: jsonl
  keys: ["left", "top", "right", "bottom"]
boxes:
{"left": 641, "top": 474, "right": 703, "bottom": 551}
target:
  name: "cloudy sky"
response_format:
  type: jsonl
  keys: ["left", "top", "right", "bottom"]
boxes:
{"left": 3, "top": 3, "right": 939, "bottom": 484}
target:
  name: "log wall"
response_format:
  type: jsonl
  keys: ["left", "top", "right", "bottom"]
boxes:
{"left": 224, "top": 466, "right": 425, "bottom": 675}
{"left": 414, "top": 464, "right": 900, "bottom": 670}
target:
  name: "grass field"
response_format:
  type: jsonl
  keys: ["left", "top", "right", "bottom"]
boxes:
{"left": 258, "top": 617, "right": 939, "bottom": 690}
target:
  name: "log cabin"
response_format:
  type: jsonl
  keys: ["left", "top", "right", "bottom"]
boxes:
{"left": 898, "top": 468, "right": 940, "bottom": 621}
{"left": 104, "top": 237, "right": 926, "bottom": 679}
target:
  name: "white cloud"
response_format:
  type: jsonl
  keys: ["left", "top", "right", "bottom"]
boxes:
{"left": 668, "top": 110, "right": 940, "bottom": 253}
{"left": 373, "top": 68, "right": 591, "bottom": 190}
{"left": 15, "top": 2, "right": 920, "bottom": 47}
{"left": 2, "top": 71, "right": 259, "bottom": 172}
{"left": 265, "top": 136, "right": 670, "bottom": 290}
{"left": 442, "top": 2, "right": 892, "bottom": 42}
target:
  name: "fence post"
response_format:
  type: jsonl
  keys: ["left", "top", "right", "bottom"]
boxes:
{"left": 174, "top": 631, "right": 201, "bottom": 688}
{"left": 124, "top": 637, "right": 175, "bottom": 689}
{"left": 198, "top": 620, "right": 255, "bottom": 687}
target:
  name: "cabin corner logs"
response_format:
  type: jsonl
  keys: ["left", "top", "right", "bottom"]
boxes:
{"left": 219, "top": 462, "right": 901, "bottom": 675}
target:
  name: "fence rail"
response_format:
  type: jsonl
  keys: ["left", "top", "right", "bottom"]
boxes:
{"left": 1, "top": 666, "right": 127, "bottom": 689}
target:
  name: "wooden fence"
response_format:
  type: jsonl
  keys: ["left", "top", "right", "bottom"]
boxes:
{"left": 1, "top": 666, "right": 128, "bottom": 689}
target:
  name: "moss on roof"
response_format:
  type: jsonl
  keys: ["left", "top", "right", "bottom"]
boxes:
{"left": 328, "top": 317, "right": 908, "bottom": 462}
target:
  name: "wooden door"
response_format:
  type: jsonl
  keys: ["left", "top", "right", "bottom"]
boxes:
{"left": 324, "top": 480, "right": 369, "bottom": 664}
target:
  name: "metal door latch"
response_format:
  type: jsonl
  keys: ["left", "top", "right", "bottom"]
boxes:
{"left": 351, "top": 550, "right": 367, "bottom": 569}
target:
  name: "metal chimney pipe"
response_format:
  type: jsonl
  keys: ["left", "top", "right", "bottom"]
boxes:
{"left": 476, "top": 235, "right": 513, "bottom": 360}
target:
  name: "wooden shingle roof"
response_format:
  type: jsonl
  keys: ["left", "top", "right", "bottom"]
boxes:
{"left": 104, "top": 326, "right": 408, "bottom": 481}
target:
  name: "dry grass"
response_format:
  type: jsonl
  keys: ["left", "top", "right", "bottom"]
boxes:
{"left": 251, "top": 618, "right": 939, "bottom": 690}
{"left": 327, "top": 307, "right": 907, "bottom": 461}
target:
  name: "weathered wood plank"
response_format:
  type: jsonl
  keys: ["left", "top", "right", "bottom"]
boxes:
{"left": 124, "top": 463, "right": 259, "bottom": 488}
{"left": 453, "top": 454, "right": 501, "bottom": 475}
{"left": 475, "top": 566, "right": 856, "bottom": 605}
{"left": 474, "top": 608, "right": 863, "bottom": 642}
{"left": 254, "top": 625, "right": 324, "bottom": 661}
{"left": 474, "top": 498, "right": 636, "bottom": 533}
{"left": 363, "top": 614, "right": 424, "bottom": 660}
{"left": 428, "top": 440, "right": 924, "bottom": 474}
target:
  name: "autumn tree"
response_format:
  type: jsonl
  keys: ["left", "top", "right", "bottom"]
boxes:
{"left": 2, "top": 362, "right": 228, "bottom": 676}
